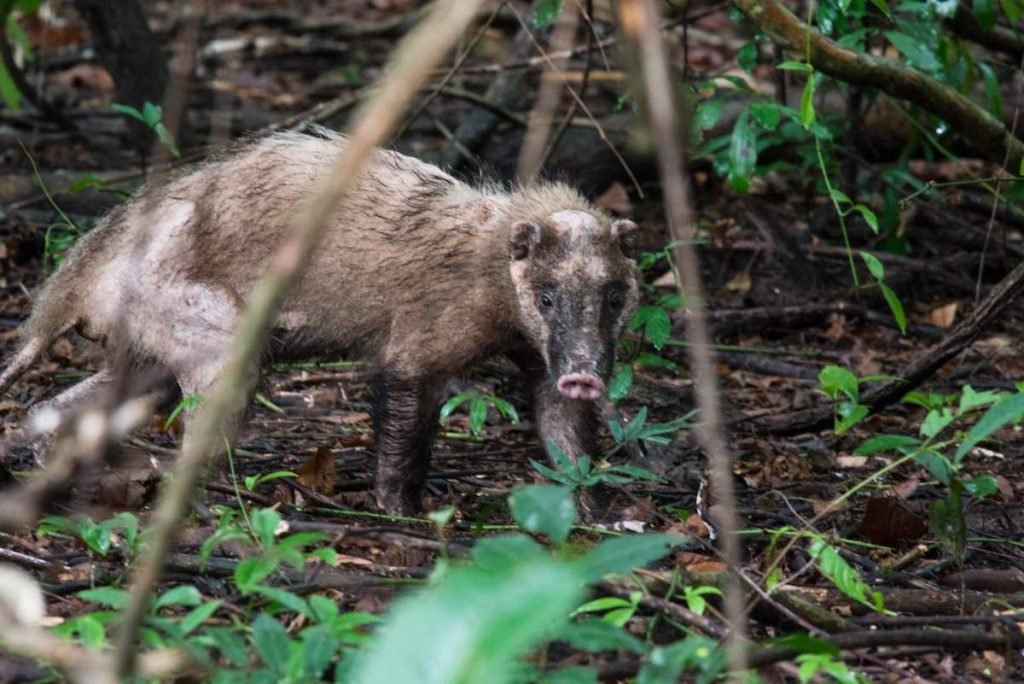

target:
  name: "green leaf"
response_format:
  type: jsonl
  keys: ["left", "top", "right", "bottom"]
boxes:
{"left": 958, "top": 386, "right": 1001, "bottom": 413}
{"left": 644, "top": 307, "right": 672, "bottom": 350}
{"left": 251, "top": 586, "right": 312, "bottom": 618}
{"left": 469, "top": 397, "right": 488, "bottom": 435}
{"left": 978, "top": 62, "right": 1003, "bottom": 121}
{"left": 1001, "top": 0, "right": 1022, "bottom": 23}
{"left": 154, "top": 585, "right": 202, "bottom": 610}
{"left": 737, "top": 42, "right": 759, "bottom": 72}
{"left": 808, "top": 538, "right": 884, "bottom": 612}
{"left": 973, "top": 0, "right": 997, "bottom": 30}
{"left": 963, "top": 474, "right": 998, "bottom": 498}
{"left": 111, "top": 102, "right": 146, "bottom": 124}
{"left": 471, "top": 535, "right": 546, "bottom": 570}
{"left": 203, "top": 626, "right": 249, "bottom": 666}
{"left": 310, "top": 595, "right": 340, "bottom": 624}
{"left": 608, "top": 364, "right": 633, "bottom": 403}
{"left": 854, "top": 204, "right": 880, "bottom": 234}
{"left": 835, "top": 403, "right": 869, "bottom": 433}
{"left": 556, "top": 618, "right": 646, "bottom": 653}
{"left": 879, "top": 283, "right": 907, "bottom": 335}
{"left": 695, "top": 99, "right": 724, "bottom": 131}
{"left": 829, "top": 188, "right": 852, "bottom": 205}
{"left": 439, "top": 392, "right": 470, "bottom": 423}
{"left": 577, "top": 534, "right": 679, "bottom": 580}
{"left": 235, "top": 557, "right": 278, "bottom": 592}
{"left": 77, "top": 587, "right": 130, "bottom": 609}
{"left": 0, "top": 62, "right": 22, "bottom": 111}
{"left": 250, "top": 508, "right": 283, "bottom": 547}
{"left": 854, "top": 434, "right": 921, "bottom": 456}
{"left": 251, "top": 614, "right": 291, "bottom": 672}
{"left": 859, "top": 252, "right": 885, "bottom": 281}
{"left": 532, "top": 0, "right": 564, "bottom": 27}
{"left": 818, "top": 365, "right": 859, "bottom": 402}
{"left": 349, "top": 554, "right": 585, "bottom": 684}
{"left": 800, "top": 77, "right": 816, "bottom": 128}
{"left": 929, "top": 480, "right": 966, "bottom": 561}
{"left": 728, "top": 111, "right": 757, "bottom": 193}
{"left": 179, "top": 599, "right": 223, "bottom": 636}
{"left": 777, "top": 60, "right": 813, "bottom": 72}
{"left": 955, "top": 391, "right": 1024, "bottom": 462}
{"left": 884, "top": 31, "right": 940, "bottom": 71}
{"left": 509, "top": 485, "right": 576, "bottom": 545}
{"left": 489, "top": 396, "right": 519, "bottom": 423}
{"left": 302, "top": 624, "right": 340, "bottom": 678}
{"left": 572, "top": 597, "right": 633, "bottom": 615}
{"left": 750, "top": 103, "right": 782, "bottom": 129}
{"left": 637, "top": 636, "right": 725, "bottom": 684}
{"left": 915, "top": 449, "right": 954, "bottom": 485}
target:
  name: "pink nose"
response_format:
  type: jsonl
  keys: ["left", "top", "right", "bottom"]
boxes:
{"left": 556, "top": 373, "right": 606, "bottom": 401}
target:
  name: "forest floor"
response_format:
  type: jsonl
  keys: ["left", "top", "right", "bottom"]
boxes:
{"left": 1, "top": 0, "right": 1024, "bottom": 681}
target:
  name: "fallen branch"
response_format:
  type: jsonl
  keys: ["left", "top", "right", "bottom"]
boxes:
{"left": 738, "top": 256, "right": 1024, "bottom": 435}
{"left": 731, "top": 0, "right": 1024, "bottom": 171}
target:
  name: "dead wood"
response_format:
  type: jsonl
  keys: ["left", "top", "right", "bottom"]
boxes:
{"left": 731, "top": 0, "right": 1024, "bottom": 172}
{"left": 736, "top": 256, "right": 1024, "bottom": 436}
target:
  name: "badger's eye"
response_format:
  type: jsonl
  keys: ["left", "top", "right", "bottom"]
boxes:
{"left": 608, "top": 290, "right": 625, "bottom": 310}
{"left": 539, "top": 292, "right": 554, "bottom": 309}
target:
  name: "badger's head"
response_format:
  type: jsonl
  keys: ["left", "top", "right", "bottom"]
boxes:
{"left": 508, "top": 208, "right": 640, "bottom": 401}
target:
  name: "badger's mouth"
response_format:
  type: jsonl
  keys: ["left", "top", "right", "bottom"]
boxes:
{"left": 556, "top": 372, "right": 606, "bottom": 401}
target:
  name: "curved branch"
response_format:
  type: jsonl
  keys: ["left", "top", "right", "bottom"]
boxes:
{"left": 732, "top": 0, "right": 1024, "bottom": 172}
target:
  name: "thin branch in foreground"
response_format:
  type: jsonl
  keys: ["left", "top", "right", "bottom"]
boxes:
{"left": 618, "top": 0, "right": 748, "bottom": 675}
{"left": 110, "top": 0, "right": 486, "bottom": 678}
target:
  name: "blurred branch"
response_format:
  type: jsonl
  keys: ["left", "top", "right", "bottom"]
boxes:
{"left": 618, "top": 0, "right": 747, "bottom": 673}
{"left": 109, "top": 0, "right": 486, "bottom": 678}
{"left": 732, "top": 0, "right": 1024, "bottom": 172}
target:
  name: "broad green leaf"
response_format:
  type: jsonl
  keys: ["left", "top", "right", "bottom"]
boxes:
{"left": 509, "top": 484, "right": 576, "bottom": 545}
{"left": 695, "top": 99, "right": 724, "bottom": 131}
{"left": 251, "top": 585, "right": 312, "bottom": 618}
{"left": 800, "top": 78, "right": 816, "bottom": 128}
{"left": 577, "top": 534, "right": 679, "bottom": 580}
{"left": 469, "top": 397, "right": 488, "bottom": 435}
{"left": 439, "top": 392, "right": 470, "bottom": 423}
{"left": 728, "top": 111, "right": 757, "bottom": 192}
{"left": 808, "top": 538, "right": 884, "bottom": 612}
{"left": 644, "top": 307, "right": 672, "bottom": 350}
{"left": 978, "top": 63, "right": 1003, "bottom": 120}
{"left": 958, "top": 385, "right": 1002, "bottom": 413}
{"left": 737, "top": 42, "right": 759, "bottom": 72}
{"left": 179, "top": 599, "right": 223, "bottom": 635}
{"left": 859, "top": 251, "right": 885, "bottom": 281}
{"left": 302, "top": 624, "right": 340, "bottom": 678}
{"left": 929, "top": 480, "right": 966, "bottom": 561}
{"left": 854, "top": 434, "right": 921, "bottom": 455}
{"left": 608, "top": 364, "right": 633, "bottom": 403}
{"left": 251, "top": 613, "right": 291, "bottom": 672}
{"left": 250, "top": 508, "right": 283, "bottom": 547}
{"left": 884, "top": 31, "right": 940, "bottom": 70}
{"left": 556, "top": 618, "right": 645, "bottom": 654}
{"left": 77, "top": 587, "right": 130, "bottom": 609}
{"left": 0, "top": 62, "right": 22, "bottom": 111}
{"left": 777, "top": 60, "right": 813, "bottom": 72}
{"left": 829, "top": 188, "right": 852, "bottom": 205}
{"left": 1002, "top": 0, "right": 1022, "bottom": 23}
{"left": 750, "top": 103, "right": 782, "bottom": 129}
{"left": 111, "top": 103, "right": 146, "bottom": 123}
{"left": 855, "top": 204, "right": 879, "bottom": 234}
{"left": 818, "top": 365, "right": 859, "bottom": 402}
{"left": 835, "top": 403, "right": 869, "bottom": 433}
{"left": 471, "top": 535, "right": 546, "bottom": 569}
{"left": 532, "top": 0, "right": 564, "bottom": 27}
{"left": 921, "top": 407, "right": 955, "bottom": 438}
{"left": 349, "top": 555, "right": 585, "bottom": 684}
{"left": 973, "top": 0, "right": 997, "bottom": 30}
{"left": 915, "top": 449, "right": 954, "bottom": 485}
{"left": 235, "top": 557, "right": 277, "bottom": 592}
{"left": 154, "top": 585, "right": 202, "bottom": 610}
{"left": 637, "top": 636, "right": 725, "bottom": 684}
{"left": 879, "top": 283, "right": 907, "bottom": 335}
{"left": 489, "top": 397, "right": 519, "bottom": 422}
{"left": 963, "top": 474, "right": 998, "bottom": 498}
{"left": 955, "top": 391, "right": 1024, "bottom": 462}
{"left": 202, "top": 626, "right": 249, "bottom": 666}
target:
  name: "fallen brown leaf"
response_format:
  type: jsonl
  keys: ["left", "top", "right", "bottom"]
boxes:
{"left": 297, "top": 446, "right": 337, "bottom": 495}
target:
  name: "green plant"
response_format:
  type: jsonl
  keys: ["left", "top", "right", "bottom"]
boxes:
{"left": 530, "top": 442, "right": 665, "bottom": 491}
{"left": 817, "top": 365, "right": 899, "bottom": 434}
{"left": 37, "top": 512, "right": 140, "bottom": 559}
{"left": 112, "top": 101, "right": 180, "bottom": 157}
{"left": 0, "top": 0, "right": 43, "bottom": 110}
{"left": 163, "top": 392, "right": 205, "bottom": 430}
{"left": 439, "top": 389, "right": 519, "bottom": 437}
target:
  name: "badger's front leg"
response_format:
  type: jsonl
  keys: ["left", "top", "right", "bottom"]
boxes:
{"left": 372, "top": 369, "right": 443, "bottom": 515}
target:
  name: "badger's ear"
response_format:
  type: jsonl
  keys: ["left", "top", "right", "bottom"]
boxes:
{"left": 610, "top": 219, "right": 639, "bottom": 258}
{"left": 510, "top": 221, "right": 542, "bottom": 260}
